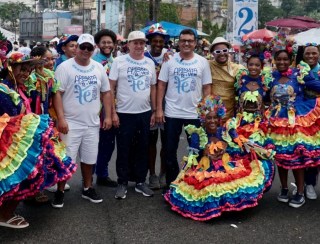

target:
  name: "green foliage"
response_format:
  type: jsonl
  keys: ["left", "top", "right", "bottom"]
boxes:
{"left": 59, "top": 0, "right": 81, "bottom": 9}
{"left": 258, "top": 0, "right": 282, "bottom": 28}
{"left": 210, "top": 22, "right": 227, "bottom": 41}
{"left": 308, "top": 10, "right": 320, "bottom": 21}
{"left": 305, "top": 0, "right": 320, "bottom": 13}
{"left": 125, "top": 0, "right": 181, "bottom": 29}
{"left": 280, "top": 0, "right": 307, "bottom": 18}
{"left": 158, "top": 3, "right": 181, "bottom": 24}
{"left": 0, "top": 2, "right": 31, "bottom": 30}
{"left": 186, "top": 18, "right": 226, "bottom": 42}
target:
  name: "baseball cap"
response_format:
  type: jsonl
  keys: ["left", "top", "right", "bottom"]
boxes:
{"left": 77, "top": 34, "right": 95, "bottom": 46}
{"left": 127, "top": 31, "right": 147, "bottom": 42}
{"left": 56, "top": 35, "right": 79, "bottom": 55}
{"left": 36, "top": 42, "right": 41, "bottom": 45}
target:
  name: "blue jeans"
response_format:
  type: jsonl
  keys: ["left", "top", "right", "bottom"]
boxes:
{"left": 164, "top": 117, "right": 200, "bottom": 186}
{"left": 94, "top": 127, "right": 116, "bottom": 178}
{"left": 116, "top": 111, "right": 151, "bottom": 184}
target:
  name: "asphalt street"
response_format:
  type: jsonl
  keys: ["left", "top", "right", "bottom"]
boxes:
{"left": 0, "top": 132, "right": 320, "bottom": 244}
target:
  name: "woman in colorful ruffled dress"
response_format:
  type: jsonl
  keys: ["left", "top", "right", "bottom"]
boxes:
{"left": 266, "top": 49, "right": 320, "bottom": 208}
{"left": 0, "top": 52, "right": 76, "bottom": 228}
{"left": 294, "top": 43, "right": 320, "bottom": 199}
{"left": 224, "top": 55, "right": 275, "bottom": 192}
{"left": 164, "top": 95, "right": 274, "bottom": 221}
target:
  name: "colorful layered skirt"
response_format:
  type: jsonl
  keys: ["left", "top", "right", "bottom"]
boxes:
{"left": 266, "top": 97, "right": 320, "bottom": 169}
{"left": 0, "top": 113, "right": 77, "bottom": 206}
{"left": 164, "top": 151, "right": 274, "bottom": 221}
{"left": 224, "top": 119, "right": 275, "bottom": 192}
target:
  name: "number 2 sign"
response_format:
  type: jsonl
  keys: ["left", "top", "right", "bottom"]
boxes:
{"left": 231, "top": 0, "right": 258, "bottom": 44}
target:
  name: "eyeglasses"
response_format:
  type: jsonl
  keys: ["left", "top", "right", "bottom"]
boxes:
{"left": 305, "top": 43, "right": 318, "bottom": 47}
{"left": 179, "top": 39, "right": 195, "bottom": 44}
{"left": 79, "top": 44, "right": 94, "bottom": 51}
{"left": 213, "top": 48, "right": 229, "bottom": 54}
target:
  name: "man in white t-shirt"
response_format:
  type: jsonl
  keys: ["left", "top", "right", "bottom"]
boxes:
{"left": 109, "top": 31, "right": 157, "bottom": 199}
{"left": 53, "top": 33, "right": 112, "bottom": 208}
{"left": 156, "top": 29, "right": 212, "bottom": 190}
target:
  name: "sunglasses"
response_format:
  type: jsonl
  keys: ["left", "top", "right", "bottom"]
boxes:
{"left": 213, "top": 48, "right": 229, "bottom": 54}
{"left": 305, "top": 42, "right": 318, "bottom": 47}
{"left": 79, "top": 44, "right": 94, "bottom": 51}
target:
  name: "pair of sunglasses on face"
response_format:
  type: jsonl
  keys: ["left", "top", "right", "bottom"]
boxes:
{"left": 79, "top": 44, "right": 94, "bottom": 52}
{"left": 212, "top": 48, "right": 229, "bottom": 54}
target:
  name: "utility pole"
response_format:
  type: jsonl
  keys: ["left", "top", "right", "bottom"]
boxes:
{"left": 97, "top": 0, "right": 101, "bottom": 32}
{"left": 82, "top": 0, "right": 85, "bottom": 33}
{"left": 131, "top": 0, "right": 135, "bottom": 31}
{"left": 35, "top": 0, "right": 37, "bottom": 42}
{"left": 197, "top": 0, "right": 202, "bottom": 22}
{"left": 149, "top": 0, "right": 154, "bottom": 21}
{"left": 154, "top": 0, "right": 161, "bottom": 22}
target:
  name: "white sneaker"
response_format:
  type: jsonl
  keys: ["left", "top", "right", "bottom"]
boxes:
{"left": 291, "top": 182, "right": 297, "bottom": 195}
{"left": 46, "top": 183, "right": 71, "bottom": 193}
{"left": 305, "top": 185, "right": 317, "bottom": 200}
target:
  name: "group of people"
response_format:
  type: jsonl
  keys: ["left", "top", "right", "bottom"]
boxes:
{"left": 0, "top": 23, "right": 320, "bottom": 227}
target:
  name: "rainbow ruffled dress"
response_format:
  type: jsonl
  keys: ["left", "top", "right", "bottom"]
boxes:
{"left": 165, "top": 125, "right": 274, "bottom": 221}
{"left": 223, "top": 73, "right": 275, "bottom": 191}
{"left": 0, "top": 82, "right": 77, "bottom": 206}
{"left": 265, "top": 65, "right": 320, "bottom": 169}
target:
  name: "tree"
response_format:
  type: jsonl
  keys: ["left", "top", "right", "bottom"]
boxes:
{"left": 258, "top": 0, "right": 282, "bottom": 28}
{"left": 0, "top": 2, "right": 31, "bottom": 31}
{"left": 307, "top": 10, "right": 320, "bottom": 21}
{"left": 305, "top": 0, "right": 320, "bottom": 13}
{"left": 126, "top": 0, "right": 181, "bottom": 31}
{"left": 59, "top": 0, "right": 81, "bottom": 10}
{"left": 158, "top": 3, "right": 181, "bottom": 24}
{"left": 280, "top": 0, "right": 306, "bottom": 17}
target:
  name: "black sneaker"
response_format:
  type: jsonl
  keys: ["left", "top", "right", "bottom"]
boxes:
{"left": 289, "top": 193, "right": 305, "bottom": 208}
{"left": 82, "top": 188, "right": 103, "bottom": 203}
{"left": 96, "top": 177, "right": 118, "bottom": 187}
{"left": 51, "top": 190, "right": 64, "bottom": 208}
{"left": 277, "top": 188, "right": 289, "bottom": 203}
{"left": 135, "top": 183, "right": 154, "bottom": 197}
{"left": 115, "top": 184, "right": 128, "bottom": 199}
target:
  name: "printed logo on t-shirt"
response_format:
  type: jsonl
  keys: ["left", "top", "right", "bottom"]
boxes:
{"left": 74, "top": 75, "right": 98, "bottom": 104}
{"left": 127, "top": 67, "right": 151, "bottom": 92}
{"left": 173, "top": 67, "right": 197, "bottom": 94}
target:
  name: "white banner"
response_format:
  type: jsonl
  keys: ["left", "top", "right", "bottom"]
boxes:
{"left": 231, "top": 0, "right": 258, "bottom": 45}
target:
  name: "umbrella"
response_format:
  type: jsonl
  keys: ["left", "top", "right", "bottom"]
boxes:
{"left": 266, "top": 16, "right": 320, "bottom": 30}
{"left": 242, "top": 29, "right": 276, "bottom": 42}
{"left": 116, "top": 34, "right": 124, "bottom": 41}
{"left": 50, "top": 37, "right": 59, "bottom": 43}
{"left": 141, "top": 21, "right": 209, "bottom": 38}
{"left": 294, "top": 28, "right": 320, "bottom": 45}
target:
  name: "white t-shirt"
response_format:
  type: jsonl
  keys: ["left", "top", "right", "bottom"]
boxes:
{"left": 109, "top": 54, "right": 156, "bottom": 114}
{"left": 55, "top": 58, "right": 110, "bottom": 127}
{"left": 158, "top": 52, "right": 212, "bottom": 119}
{"left": 18, "top": 46, "right": 31, "bottom": 56}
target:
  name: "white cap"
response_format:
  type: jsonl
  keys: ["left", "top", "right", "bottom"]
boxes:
{"left": 77, "top": 33, "right": 95, "bottom": 46}
{"left": 127, "top": 31, "right": 147, "bottom": 42}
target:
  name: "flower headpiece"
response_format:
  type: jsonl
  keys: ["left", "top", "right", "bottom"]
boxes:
{"left": 7, "top": 52, "right": 37, "bottom": 65}
{"left": 271, "top": 31, "right": 295, "bottom": 55}
{"left": 240, "top": 40, "right": 272, "bottom": 65}
{"left": 0, "top": 31, "right": 12, "bottom": 71}
{"left": 146, "top": 23, "right": 170, "bottom": 42}
{"left": 197, "top": 95, "right": 226, "bottom": 123}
